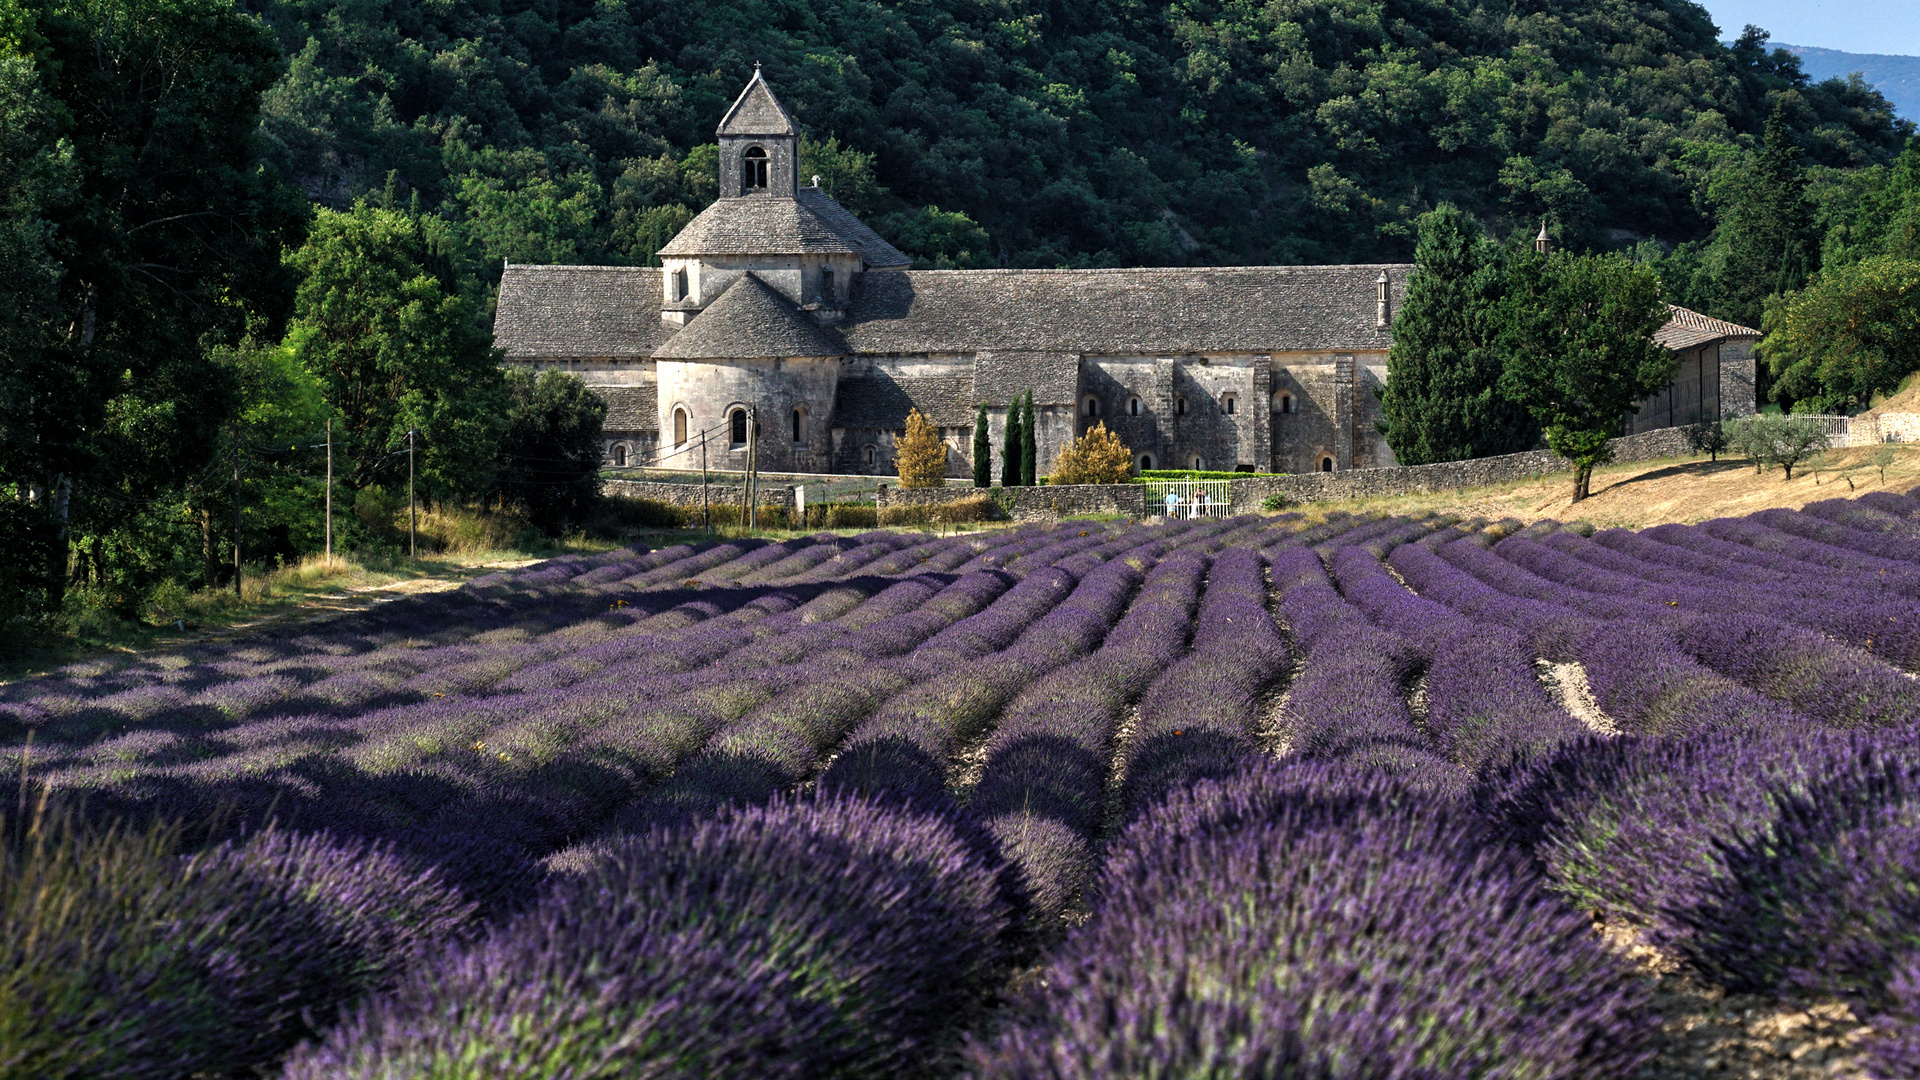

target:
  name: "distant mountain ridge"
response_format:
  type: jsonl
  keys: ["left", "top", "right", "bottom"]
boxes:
{"left": 1779, "top": 44, "right": 1920, "bottom": 119}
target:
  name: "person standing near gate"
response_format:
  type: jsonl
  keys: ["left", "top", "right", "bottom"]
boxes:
{"left": 1164, "top": 490, "right": 1181, "bottom": 518}
{"left": 1190, "top": 488, "right": 1208, "bottom": 518}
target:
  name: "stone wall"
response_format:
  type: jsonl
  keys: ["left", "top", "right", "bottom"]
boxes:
{"left": 1227, "top": 426, "right": 1696, "bottom": 510}
{"left": 1009, "top": 484, "right": 1147, "bottom": 521}
{"left": 604, "top": 479, "right": 796, "bottom": 510}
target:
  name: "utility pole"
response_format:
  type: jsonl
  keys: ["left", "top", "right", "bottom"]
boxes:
{"left": 700, "top": 429, "right": 711, "bottom": 535}
{"left": 324, "top": 417, "right": 333, "bottom": 564}
{"left": 407, "top": 428, "right": 417, "bottom": 560}
{"left": 232, "top": 432, "right": 243, "bottom": 598}
{"left": 746, "top": 405, "right": 758, "bottom": 531}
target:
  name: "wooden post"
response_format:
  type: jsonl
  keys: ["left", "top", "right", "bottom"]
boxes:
{"left": 701, "top": 429, "right": 711, "bottom": 534}
{"left": 232, "top": 432, "right": 242, "bottom": 598}
{"left": 324, "top": 417, "right": 333, "bottom": 564}
{"left": 746, "top": 405, "right": 758, "bottom": 530}
{"left": 407, "top": 428, "right": 417, "bottom": 560}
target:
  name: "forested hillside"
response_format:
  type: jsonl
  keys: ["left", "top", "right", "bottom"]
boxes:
{"left": 245, "top": 0, "right": 1909, "bottom": 272}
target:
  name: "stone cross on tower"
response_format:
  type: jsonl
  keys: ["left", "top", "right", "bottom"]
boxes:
{"left": 717, "top": 63, "right": 799, "bottom": 199}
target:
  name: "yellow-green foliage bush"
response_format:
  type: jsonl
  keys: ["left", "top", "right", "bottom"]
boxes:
{"left": 878, "top": 494, "right": 998, "bottom": 526}
{"left": 895, "top": 409, "right": 949, "bottom": 489}
{"left": 1050, "top": 423, "right": 1133, "bottom": 485}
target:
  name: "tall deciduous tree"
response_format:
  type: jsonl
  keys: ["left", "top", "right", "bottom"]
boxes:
{"left": 283, "top": 202, "right": 504, "bottom": 503}
{"left": 972, "top": 403, "right": 990, "bottom": 488}
{"left": 8, "top": 0, "right": 306, "bottom": 614}
{"left": 1761, "top": 256, "right": 1920, "bottom": 413}
{"left": 496, "top": 369, "right": 606, "bottom": 532}
{"left": 1380, "top": 207, "right": 1536, "bottom": 464}
{"left": 1498, "top": 251, "right": 1675, "bottom": 501}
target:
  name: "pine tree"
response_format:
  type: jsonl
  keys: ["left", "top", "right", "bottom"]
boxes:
{"left": 1020, "top": 390, "right": 1037, "bottom": 487}
{"left": 972, "top": 403, "right": 991, "bottom": 487}
{"left": 1379, "top": 206, "right": 1537, "bottom": 464}
{"left": 1001, "top": 400, "right": 1021, "bottom": 487}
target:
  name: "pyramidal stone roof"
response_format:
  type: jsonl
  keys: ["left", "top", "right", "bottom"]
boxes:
{"left": 652, "top": 272, "right": 843, "bottom": 360}
{"left": 717, "top": 67, "right": 797, "bottom": 136}
{"left": 656, "top": 187, "right": 911, "bottom": 267}
{"left": 1655, "top": 304, "right": 1761, "bottom": 351}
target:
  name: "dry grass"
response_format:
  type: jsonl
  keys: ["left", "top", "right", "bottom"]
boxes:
{"left": 1287, "top": 444, "right": 1920, "bottom": 531}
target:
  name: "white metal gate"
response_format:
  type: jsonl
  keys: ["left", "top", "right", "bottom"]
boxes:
{"left": 1142, "top": 480, "right": 1233, "bottom": 519}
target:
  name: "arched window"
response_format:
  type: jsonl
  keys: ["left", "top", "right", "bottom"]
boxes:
{"left": 611, "top": 444, "right": 627, "bottom": 467}
{"left": 1176, "top": 396, "right": 1187, "bottom": 416}
{"left": 1192, "top": 457, "right": 1204, "bottom": 470}
{"left": 1127, "top": 396, "right": 1140, "bottom": 416}
{"left": 673, "top": 408, "right": 688, "bottom": 446}
{"left": 1083, "top": 395, "right": 1099, "bottom": 418}
{"left": 1320, "top": 456, "right": 1334, "bottom": 472}
{"left": 1274, "top": 391, "right": 1293, "bottom": 414}
{"left": 1222, "top": 393, "right": 1237, "bottom": 415}
{"left": 863, "top": 444, "right": 877, "bottom": 467}
{"left": 730, "top": 408, "right": 748, "bottom": 447}
{"left": 742, "top": 147, "right": 769, "bottom": 192}
{"left": 1138, "top": 454, "right": 1154, "bottom": 471}
{"left": 791, "top": 407, "right": 804, "bottom": 443}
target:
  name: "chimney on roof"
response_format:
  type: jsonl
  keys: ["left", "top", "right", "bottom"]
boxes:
{"left": 1534, "top": 221, "right": 1552, "bottom": 255}
{"left": 1376, "top": 271, "right": 1390, "bottom": 329}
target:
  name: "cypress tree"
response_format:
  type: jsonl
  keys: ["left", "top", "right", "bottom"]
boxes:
{"left": 1716, "top": 102, "right": 1820, "bottom": 331}
{"left": 1000, "top": 400, "right": 1021, "bottom": 487}
{"left": 1379, "top": 206, "right": 1536, "bottom": 464}
{"left": 1019, "top": 390, "right": 1037, "bottom": 487}
{"left": 972, "top": 403, "right": 991, "bottom": 487}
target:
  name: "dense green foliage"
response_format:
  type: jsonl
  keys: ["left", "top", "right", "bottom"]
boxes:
{"left": 496, "top": 368, "right": 606, "bottom": 531}
{"left": 1001, "top": 398, "right": 1021, "bottom": 489}
{"left": 1380, "top": 206, "right": 1536, "bottom": 465}
{"left": 239, "top": 0, "right": 1907, "bottom": 274}
{"left": 1019, "top": 392, "right": 1038, "bottom": 488}
{"left": 1499, "top": 248, "right": 1674, "bottom": 499}
{"left": 972, "top": 403, "right": 990, "bottom": 489}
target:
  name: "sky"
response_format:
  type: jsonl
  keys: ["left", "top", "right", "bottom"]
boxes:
{"left": 1700, "top": 1, "right": 1920, "bottom": 56}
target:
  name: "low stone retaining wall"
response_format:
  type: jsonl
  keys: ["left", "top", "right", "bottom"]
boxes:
{"left": 604, "top": 479, "right": 795, "bottom": 510}
{"left": 1008, "top": 484, "right": 1147, "bottom": 521}
{"left": 1229, "top": 427, "right": 1695, "bottom": 511}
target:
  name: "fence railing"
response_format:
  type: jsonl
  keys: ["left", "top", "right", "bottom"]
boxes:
{"left": 1141, "top": 479, "right": 1233, "bottom": 519}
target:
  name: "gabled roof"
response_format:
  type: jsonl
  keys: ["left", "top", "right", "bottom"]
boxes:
{"left": 1656, "top": 305, "right": 1760, "bottom": 351}
{"left": 717, "top": 67, "right": 797, "bottom": 137}
{"left": 652, "top": 272, "right": 843, "bottom": 360}
{"left": 655, "top": 187, "right": 911, "bottom": 267}
{"left": 833, "top": 374, "right": 976, "bottom": 429}
{"left": 493, "top": 265, "right": 675, "bottom": 358}
{"left": 836, "top": 265, "right": 1411, "bottom": 355}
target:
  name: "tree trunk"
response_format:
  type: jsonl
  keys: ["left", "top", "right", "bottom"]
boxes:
{"left": 1571, "top": 463, "right": 1593, "bottom": 502}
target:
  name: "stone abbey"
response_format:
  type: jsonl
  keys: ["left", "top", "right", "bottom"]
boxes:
{"left": 495, "top": 70, "right": 1759, "bottom": 479}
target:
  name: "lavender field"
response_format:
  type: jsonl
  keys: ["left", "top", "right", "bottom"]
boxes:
{"left": 5, "top": 493, "right": 1920, "bottom": 1078}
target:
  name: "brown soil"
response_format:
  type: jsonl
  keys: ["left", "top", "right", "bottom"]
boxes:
{"left": 1601, "top": 922, "right": 1875, "bottom": 1079}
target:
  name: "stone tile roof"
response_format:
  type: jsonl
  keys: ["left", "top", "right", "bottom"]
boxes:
{"left": 493, "top": 265, "right": 673, "bottom": 358}
{"left": 652, "top": 272, "right": 843, "bottom": 359}
{"left": 597, "top": 384, "right": 657, "bottom": 432}
{"left": 717, "top": 68, "right": 796, "bottom": 136}
{"left": 655, "top": 190, "right": 909, "bottom": 265}
{"left": 837, "top": 265, "right": 1411, "bottom": 355}
{"left": 975, "top": 350, "right": 1079, "bottom": 406}
{"left": 832, "top": 374, "right": 976, "bottom": 429}
{"left": 795, "top": 189, "right": 911, "bottom": 268}
{"left": 1656, "top": 305, "right": 1761, "bottom": 351}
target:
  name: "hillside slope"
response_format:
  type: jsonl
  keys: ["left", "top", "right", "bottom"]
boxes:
{"left": 1784, "top": 44, "right": 1920, "bottom": 119}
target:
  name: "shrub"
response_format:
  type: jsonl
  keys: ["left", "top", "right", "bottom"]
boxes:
{"left": 1676, "top": 750, "right": 1920, "bottom": 1004}
{"left": 287, "top": 791, "right": 1013, "bottom": 1079}
{"left": 1136, "top": 469, "right": 1241, "bottom": 481}
{"left": 1867, "top": 955, "right": 1920, "bottom": 1080}
{"left": 877, "top": 494, "right": 998, "bottom": 526}
{"left": 1259, "top": 491, "right": 1292, "bottom": 511}
{"left": 1049, "top": 422, "right": 1133, "bottom": 485}
{"left": 895, "top": 408, "right": 948, "bottom": 488}
{"left": 971, "top": 760, "right": 1655, "bottom": 1079}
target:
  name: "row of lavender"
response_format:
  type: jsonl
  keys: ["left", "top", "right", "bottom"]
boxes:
{"left": 9, "top": 513, "right": 1333, "bottom": 1076}
{"left": 9, "top": 492, "right": 1920, "bottom": 1077}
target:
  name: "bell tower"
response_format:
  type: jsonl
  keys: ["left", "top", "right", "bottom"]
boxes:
{"left": 716, "top": 63, "right": 798, "bottom": 199}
